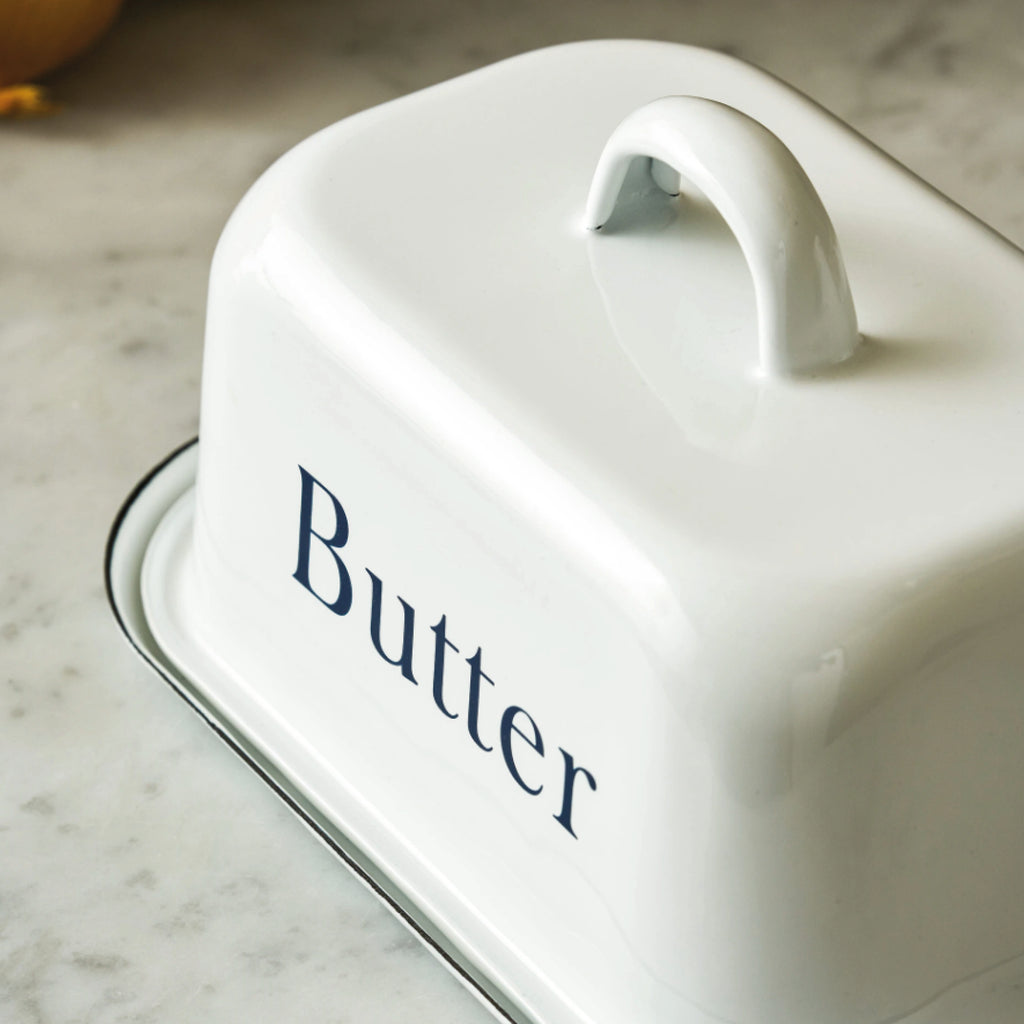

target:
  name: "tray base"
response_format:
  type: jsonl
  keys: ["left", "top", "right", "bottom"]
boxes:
{"left": 105, "top": 440, "right": 523, "bottom": 1024}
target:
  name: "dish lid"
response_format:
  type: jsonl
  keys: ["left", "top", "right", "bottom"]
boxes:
{"left": 225, "top": 40, "right": 1024, "bottom": 581}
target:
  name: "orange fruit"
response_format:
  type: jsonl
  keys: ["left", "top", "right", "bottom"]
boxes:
{"left": 0, "top": 0, "right": 124, "bottom": 87}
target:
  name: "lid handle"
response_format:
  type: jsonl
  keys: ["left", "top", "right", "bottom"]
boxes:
{"left": 585, "top": 97, "right": 859, "bottom": 377}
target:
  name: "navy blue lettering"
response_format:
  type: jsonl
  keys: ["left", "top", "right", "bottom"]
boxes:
{"left": 292, "top": 466, "right": 599, "bottom": 837}
{"left": 500, "top": 706, "right": 544, "bottom": 795}
{"left": 553, "top": 748, "right": 597, "bottom": 839}
{"left": 366, "top": 569, "right": 418, "bottom": 684}
{"left": 430, "top": 615, "right": 460, "bottom": 719}
{"left": 292, "top": 466, "right": 352, "bottom": 615}
{"left": 465, "top": 648, "right": 494, "bottom": 751}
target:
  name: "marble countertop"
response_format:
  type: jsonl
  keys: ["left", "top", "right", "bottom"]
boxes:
{"left": 3, "top": 1, "right": 1023, "bottom": 1021}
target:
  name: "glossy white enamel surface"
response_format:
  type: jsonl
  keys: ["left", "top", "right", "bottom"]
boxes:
{"left": 150, "top": 40, "right": 1024, "bottom": 1024}
{"left": 585, "top": 96, "right": 859, "bottom": 376}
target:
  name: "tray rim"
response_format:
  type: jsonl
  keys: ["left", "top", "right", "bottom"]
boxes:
{"left": 104, "top": 438, "right": 529, "bottom": 1024}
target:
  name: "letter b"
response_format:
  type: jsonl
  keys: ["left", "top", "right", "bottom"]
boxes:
{"left": 293, "top": 466, "right": 352, "bottom": 615}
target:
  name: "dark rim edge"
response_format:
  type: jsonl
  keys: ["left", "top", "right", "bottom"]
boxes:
{"left": 103, "top": 435, "right": 200, "bottom": 638}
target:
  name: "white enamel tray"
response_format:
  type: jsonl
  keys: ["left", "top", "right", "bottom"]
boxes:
{"left": 105, "top": 440, "right": 526, "bottom": 1024}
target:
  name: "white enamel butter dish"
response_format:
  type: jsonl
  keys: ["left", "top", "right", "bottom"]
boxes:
{"left": 107, "top": 40, "right": 1024, "bottom": 1024}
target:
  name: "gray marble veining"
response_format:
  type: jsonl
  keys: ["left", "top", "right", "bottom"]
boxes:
{"left": 3, "top": 0, "right": 1024, "bottom": 1021}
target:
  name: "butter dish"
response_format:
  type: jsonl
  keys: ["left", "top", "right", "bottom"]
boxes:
{"left": 107, "top": 40, "right": 1024, "bottom": 1024}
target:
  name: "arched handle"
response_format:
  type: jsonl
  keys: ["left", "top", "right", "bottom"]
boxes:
{"left": 585, "top": 97, "right": 859, "bottom": 378}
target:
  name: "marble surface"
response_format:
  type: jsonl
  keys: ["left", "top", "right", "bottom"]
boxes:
{"left": 3, "top": 0, "right": 1024, "bottom": 1021}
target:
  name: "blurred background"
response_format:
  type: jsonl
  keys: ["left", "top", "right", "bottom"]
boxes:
{"left": 2, "top": 1, "right": 1024, "bottom": 1021}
